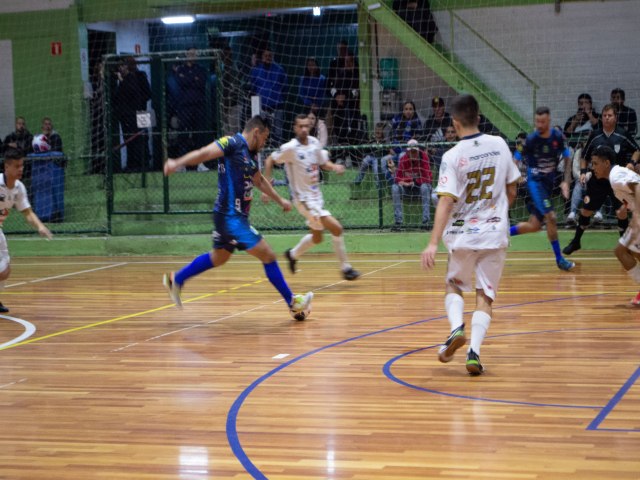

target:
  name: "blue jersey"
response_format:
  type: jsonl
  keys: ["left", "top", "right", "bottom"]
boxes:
{"left": 514, "top": 128, "right": 570, "bottom": 179}
{"left": 213, "top": 133, "right": 259, "bottom": 217}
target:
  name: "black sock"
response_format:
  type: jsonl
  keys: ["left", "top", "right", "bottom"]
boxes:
{"left": 574, "top": 215, "right": 590, "bottom": 242}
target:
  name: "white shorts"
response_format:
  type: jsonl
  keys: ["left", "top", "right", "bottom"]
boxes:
{"left": 295, "top": 199, "right": 331, "bottom": 231}
{"left": 445, "top": 248, "right": 507, "bottom": 300}
{"left": 0, "top": 230, "right": 9, "bottom": 272}
{"left": 620, "top": 225, "right": 640, "bottom": 253}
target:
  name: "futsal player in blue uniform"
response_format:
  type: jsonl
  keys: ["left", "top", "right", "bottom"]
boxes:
{"left": 510, "top": 107, "right": 575, "bottom": 271}
{"left": 162, "top": 115, "right": 313, "bottom": 317}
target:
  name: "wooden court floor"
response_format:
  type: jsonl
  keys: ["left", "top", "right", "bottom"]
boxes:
{"left": 0, "top": 251, "right": 638, "bottom": 480}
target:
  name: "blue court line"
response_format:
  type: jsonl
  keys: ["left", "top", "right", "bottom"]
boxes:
{"left": 226, "top": 293, "right": 634, "bottom": 479}
{"left": 383, "top": 330, "right": 609, "bottom": 409}
{"left": 587, "top": 366, "right": 640, "bottom": 431}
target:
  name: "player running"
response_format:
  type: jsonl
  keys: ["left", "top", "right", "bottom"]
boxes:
{"left": 422, "top": 94, "right": 520, "bottom": 375}
{"left": 162, "top": 115, "right": 313, "bottom": 318}
{"left": 263, "top": 114, "right": 361, "bottom": 281}
{"left": 509, "top": 106, "right": 575, "bottom": 271}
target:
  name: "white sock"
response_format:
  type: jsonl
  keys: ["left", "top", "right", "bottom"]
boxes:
{"left": 331, "top": 235, "right": 351, "bottom": 271}
{"left": 627, "top": 264, "right": 640, "bottom": 283}
{"left": 469, "top": 310, "right": 491, "bottom": 355}
{"left": 444, "top": 293, "right": 464, "bottom": 332}
{"left": 291, "top": 234, "right": 315, "bottom": 260}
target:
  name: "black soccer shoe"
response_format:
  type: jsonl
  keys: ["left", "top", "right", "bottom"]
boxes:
{"left": 284, "top": 249, "right": 297, "bottom": 274}
{"left": 0, "top": 302, "right": 9, "bottom": 313}
{"left": 342, "top": 268, "right": 361, "bottom": 281}
{"left": 562, "top": 239, "right": 581, "bottom": 256}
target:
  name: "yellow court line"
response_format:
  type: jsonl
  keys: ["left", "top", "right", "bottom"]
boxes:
{"left": 0, "top": 289, "right": 240, "bottom": 351}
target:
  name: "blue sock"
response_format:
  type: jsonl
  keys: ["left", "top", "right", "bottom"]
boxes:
{"left": 175, "top": 252, "right": 214, "bottom": 286}
{"left": 510, "top": 225, "right": 519, "bottom": 236}
{"left": 551, "top": 239, "right": 563, "bottom": 263}
{"left": 264, "top": 261, "right": 293, "bottom": 306}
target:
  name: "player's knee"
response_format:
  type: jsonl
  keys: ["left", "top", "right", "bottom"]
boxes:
{"left": 614, "top": 243, "right": 628, "bottom": 262}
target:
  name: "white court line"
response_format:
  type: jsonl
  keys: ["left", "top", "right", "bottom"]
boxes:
{"left": 0, "top": 378, "right": 27, "bottom": 390}
{"left": 272, "top": 354, "right": 290, "bottom": 360}
{"left": 0, "top": 315, "right": 36, "bottom": 349}
{"left": 111, "top": 261, "right": 408, "bottom": 353}
{"left": 6, "top": 262, "right": 128, "bottom": 288}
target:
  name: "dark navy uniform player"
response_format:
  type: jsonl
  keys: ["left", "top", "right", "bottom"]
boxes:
{"left": 563, "top": 104, "right": 640, "bottom": 255}
{"left": 510, "top": 107, "right": 574, "bottom": 271}
{"left": 162, "top": 115, "right": 313, "bottom": 317}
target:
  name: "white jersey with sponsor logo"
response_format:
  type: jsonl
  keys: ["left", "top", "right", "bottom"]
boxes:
{"left": 610, "top": 165, "right": 640, "bottom": 211}
{"left": 436, "top": 133, "right": 520, "bottom": 250}
{"left": 271, "top": 135, "right": 328, "bottom": 203}
{"left": 0, "top": 174, "right": 30, "bottom": 226}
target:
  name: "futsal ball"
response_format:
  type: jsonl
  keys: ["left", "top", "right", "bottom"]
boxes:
{"left": 32, "top": 134, "right": 51, "bottom": 153}
{"left": 291, "top": 307, "right": 311, "bottom": 321}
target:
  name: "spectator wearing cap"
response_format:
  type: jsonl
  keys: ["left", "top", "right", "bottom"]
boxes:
{"left": 610, "top": 88, "right": 637, "bottom": 137}
{"left": 391, "top": 139, "right": 433, "bottom": 231}
{"left": 564, "top": 93, "right": 599, "bottom": 137}
{"left": 424, "top": 96, "right": 452, "bottom": 142}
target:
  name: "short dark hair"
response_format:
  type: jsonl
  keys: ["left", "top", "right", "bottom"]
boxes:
{"left": 535, "top": 106, "right": 550, "bottom": 116}
{"left": 3, "top": 147, "right": 25, "bottom": 163}
{"left": 602, "top": 103, "right": 618, "bottom": 116}
{"left": 244, "top": 115, "right": 270, "bottom": 133}
{"left": 592, "top": 145, "right": 616, "bottom": 164}
{"left": 294, "top": 113, "right": 309, "bottom": 124}
{"left": 450, "top": 94, "right": 479, "bottom": 128}
{"left": 611, "top": 88, "right": 626, "bottom": 100}
{"left": 578, "top": 93, "right": 592, "bottom": 103}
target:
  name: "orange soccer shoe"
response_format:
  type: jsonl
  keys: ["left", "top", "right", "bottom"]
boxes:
{"left": 631, "top": 291, "right": 640, "bottom": 306}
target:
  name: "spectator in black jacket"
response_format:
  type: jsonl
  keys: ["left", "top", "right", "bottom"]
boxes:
{"left": 392, "top": 0, "right": 438, "bottom": 44}
{"left": 114, "top": 57, "right": 152, "bottom": 172}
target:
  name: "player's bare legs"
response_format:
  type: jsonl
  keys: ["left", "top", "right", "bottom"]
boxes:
{"left": 0, "top": 262, "right": 12, "bottom": 313}
{"left": 614, "top": 244, "right": 640, "bottom": 305}
{"left": 320, "top": 215, "right": 360, "bottom": 280}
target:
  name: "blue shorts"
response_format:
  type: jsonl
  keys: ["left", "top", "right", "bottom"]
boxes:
{"left": 526, "top": 175, "right": 554, "bottom": 221}
{"left": 212, "top": 212, "right": 262, "bottom": 252}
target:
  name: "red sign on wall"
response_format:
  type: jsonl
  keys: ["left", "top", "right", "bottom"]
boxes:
{"left": 51, "top": 42, "right": 62, "bottom": 56}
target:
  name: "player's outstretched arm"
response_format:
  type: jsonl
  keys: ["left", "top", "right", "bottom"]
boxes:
{"left": 320, "top": 160, "right": 345, "bottom": 175}
{"left": 253, "top": 171, "right": 291, "bottom": 212}
{"left": 164, "top": 142, "right": 223, "bottom": 176}
{"left": 20, "top": 208, "right": 52, "bottom": 240}
{"left": 422, "top": 195, "right": 454, "bottom": 270}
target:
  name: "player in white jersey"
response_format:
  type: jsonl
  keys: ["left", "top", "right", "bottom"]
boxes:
{"left": 590, "top": 145, "right": 640, "bottom": 305}
{"left": 422, "top": 94, "right": 520, "bottom": 375}
{"left": 263, "top": 114, "right": 361, "bottom": 280}
{"left": 0, "top": 148, "right": 53, "bottom": 313}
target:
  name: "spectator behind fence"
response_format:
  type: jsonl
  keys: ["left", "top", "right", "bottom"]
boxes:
{"left": 39, "top": 117, "right": 63, "bottom": 153}
{"left": 90, "top": 61, "right": 106, "bottom": 173}
{"left": 564, "top": 93, "right": 599, "bottom": 137}
{"left": 392, "top": 0, "right": 438, "bottom": 44}
{"left": 354, "top": 122, "right": 388, "bottom": 187}
{"left": 382, "top": 101, "right": 423, "bottom": 181}
{"left": 114, "top": 57, "right": 152, "bottom": 172}
{"left": 391, "top": 139, "right": 433, "bottom": 231}
{"left": 221, "top": 46, "right": 242, "bottom": 136}
{"left": 610, "top": 87, "right": 637, "bottom": 137}
{"left": 424, "top": 96, "right": 452, "bottom": 142}
{"left": 175, "top": 48, "right": 209, "bottom": 157}
{"left": 308, "top": 111, "right": 328, "bottom": 147}
{"left": 251, "top": 48, "right": 288, "bottom": 146}
{"left": 30, "top": 117, "right": 65, "bottom": 223}
{"left": 429, "top": 124, "right": 458, "bottom": 169}
{"left": 299, "top": 57, "right": 327, "bottom": 115}
{"left": 4, "top": 116, "right": 33, "bottom": 155}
